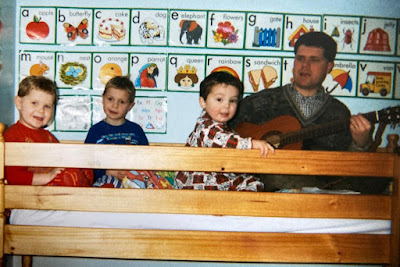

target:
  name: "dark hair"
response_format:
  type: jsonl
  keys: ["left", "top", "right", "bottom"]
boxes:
{"left": 103, "top": 75, "right": 135, "bottom": 103}
{"left": 18, "top": 76, "right": 58, "bottom": 103}
{"left": 174, "top": 73, "right": 199, "bottom": 85}
{"left": 294, "top": 31, "right": 337, "bottom": 62}
{"left": 200, "top": 71, "right": 244, "bottom": 100}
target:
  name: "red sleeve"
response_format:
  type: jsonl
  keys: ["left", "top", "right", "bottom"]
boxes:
{"left": 5, "top": 166, "right": 34, "bottom": 185}
{"left": 4, "top": 123, "right": 58, "bottom": 185}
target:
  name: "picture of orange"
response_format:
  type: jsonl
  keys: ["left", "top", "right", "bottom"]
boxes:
{"left": 99, "top": 63, "right": 122, "bottom": 84}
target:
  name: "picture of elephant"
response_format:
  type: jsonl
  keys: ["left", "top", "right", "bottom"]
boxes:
{"left": 179, "top": 20, "right": 202, "bottom": 45}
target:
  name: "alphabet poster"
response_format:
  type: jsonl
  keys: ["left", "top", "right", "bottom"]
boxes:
{"left": 61, "top": 96, "right": 167, "bottom": 134}
{"left": 92, "top": 96, "right": 104, "bottom": 125}
{"left": 357, "top": 61, "right": 395, "bottom": 99}
{"left": 398, "top": 21, "right": 400, "bottom": 55}
{"left": 56, "top": 8, "right": 93, "bottom": 45}
{"left": 168, "top": 54, "right": 205, "bottom": 92}
{"left": 323, "top": 15, "right": 360, "bottom": 54}
{"left": 206, "top": 11, "right": 246, "bottom": 49}
{"left": 55, "top": 96, "right": 92, "bottom": 131}
{"left": 244, "top": 56, "right": 281, "bottom": 93}
{"left": 55, "top": 52, "right": 92, "bottom": 89}
{"left": 16, "top": 5, "right": 400, "bottom": 138}
{"left": 169, "top": 10, "right": 207, "bottom": 47}
{"left": 129, "top": 53, "right": 167, "bottom": 91}
{"left": 131, "top": 97, "right": 167, "bottom": 133}
{"left": 94, "top": 9, "right": 130, "bottom": 46}
{"left": 206, "top": 55, "right": 243, "bottom": 80}
{"left": 20, "top": 7, "right": 56, "bottom": 44}
{"left": 92, "top": 53, "right": 129, "bottom": 90}
{"left": 130, "top": 9, "right": 168, "bottom": 46}
{"left": 281, "top": 57, "right": 294, "bottom": 85}
{"left": 323, "top": 60, "right": 358, "bottom": 97}
{"left": 283, "top": 14, "right": 321, "bottom": 51}
{"left": 359, "top": 17, "right": 397, "bottom": 56}
{"left": 245, "top": 12, "right": 283, "bottom": 51}
{"left": 395, "top": 63, "right": 400, "bottom": 99}
{"left": 19, "top": 51, "right": 55, "bottom": 81}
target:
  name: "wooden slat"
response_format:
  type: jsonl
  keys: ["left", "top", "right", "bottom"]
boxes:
{"left": 0, "top": 140, "right": 4, "bottom": 261}
{"left": 5, "top": 186, "right": 391, "bottom": 219}
{"left": 4, "top": 225, "right": 389, "bottom": 264}
{"left": 390, "top": 155, "right": 400, "bottom": 266}
{"left": 5, "top": 142, "right": 394, "bottom": 177}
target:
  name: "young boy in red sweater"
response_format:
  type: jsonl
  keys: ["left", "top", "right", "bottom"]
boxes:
{"left": 5, "top": 75, "right": 93, "bottom": 186}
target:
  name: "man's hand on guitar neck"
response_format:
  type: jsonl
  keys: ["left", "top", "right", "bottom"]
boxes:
{"left": 349, "top": 114, "right": 373, "bottom": 149}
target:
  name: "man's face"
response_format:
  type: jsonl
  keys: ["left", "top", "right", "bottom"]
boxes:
{"left": 292, "top": 45, "right": 333, "bottom": 94}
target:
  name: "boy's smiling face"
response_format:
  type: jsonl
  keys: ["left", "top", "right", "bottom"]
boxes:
{"left": 15, "top": 88, "right": 55, "bottom": 130}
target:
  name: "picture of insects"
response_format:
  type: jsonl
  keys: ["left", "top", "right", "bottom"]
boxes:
{"left": 63, "top": 19, "right": 89, "bottom": 41}
{"left": 341, "top": 28, "right": 354, "bottom": 49}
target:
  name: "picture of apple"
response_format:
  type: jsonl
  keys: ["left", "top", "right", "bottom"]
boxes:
{"left": 26, "top": 15, "right": 49, "bottom": 40}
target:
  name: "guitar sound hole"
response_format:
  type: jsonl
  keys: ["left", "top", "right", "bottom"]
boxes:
{"left": 261, "top": 131, "right": 282, "bottom": 147}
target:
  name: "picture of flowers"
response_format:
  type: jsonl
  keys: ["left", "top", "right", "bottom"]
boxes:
{"left": 213, "top": 21, "right": 238, "bottom": 45}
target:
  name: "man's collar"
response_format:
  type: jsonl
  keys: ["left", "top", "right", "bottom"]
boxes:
{"left": 290, "top": 83, "right": 325, "bottom": 98}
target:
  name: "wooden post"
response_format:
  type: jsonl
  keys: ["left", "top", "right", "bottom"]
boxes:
{"left": 391, "top": 154, "right": 400, "bottom": 266}
{"left": 386, "top": 134, "right": 399, "bottom": 153}
{"left": 0, "top": 123, "right": 5, "bottom": 267}
{"left": 22, "top": 255, "right": 32, "bottom": 267}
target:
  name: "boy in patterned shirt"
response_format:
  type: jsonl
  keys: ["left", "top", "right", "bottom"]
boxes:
{"left": 175, "top": 71, "right": 274, "bottom": 191}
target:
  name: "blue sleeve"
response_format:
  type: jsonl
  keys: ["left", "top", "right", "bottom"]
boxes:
{"left": 84, "top": 127, "right": 96, "bottom": 144}
{"left": 84, "top": 126, "right": 106, "bottom": 178}
{"left": 137, "top": 127, "right": 149, "bottom": 145}
{"left": 141, "top": 132, "right": 149, "bottom": 145}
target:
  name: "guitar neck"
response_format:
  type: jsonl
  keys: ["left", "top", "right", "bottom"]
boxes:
{"left": 279, "top": 111, "right": 378, "bottom": 147}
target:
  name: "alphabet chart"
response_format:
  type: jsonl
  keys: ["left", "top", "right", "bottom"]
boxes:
{"left": 131, "top": 97, "right": 167, "bottom": 134}
{"left": 16, "top": 5, "right": 400, "bottom": 138}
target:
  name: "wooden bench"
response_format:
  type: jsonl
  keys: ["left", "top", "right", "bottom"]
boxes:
{"left": 0, "top": 124, "right": 399, "bottom": 266}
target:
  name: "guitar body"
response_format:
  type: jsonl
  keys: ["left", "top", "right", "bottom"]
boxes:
{"left": 234, "top": 105, "right": 399, "bottom": 150}
{"left": 234, "top": 115, "right": 303, "bottom": 150}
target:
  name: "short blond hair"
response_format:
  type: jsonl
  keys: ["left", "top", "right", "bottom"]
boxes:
{"left": 18, "top": 76, "right": 58, "bottom": 103}
{"left": 103, "top": 75, "right": 136, "bottom": 103}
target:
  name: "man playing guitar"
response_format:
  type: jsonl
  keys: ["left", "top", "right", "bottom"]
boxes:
{"left": 230, "top": 31, "right": 372, "bottom": 151}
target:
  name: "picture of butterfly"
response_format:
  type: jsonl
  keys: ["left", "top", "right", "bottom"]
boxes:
{"left": 63, "top": 19, "right": 89, "bottom": 41}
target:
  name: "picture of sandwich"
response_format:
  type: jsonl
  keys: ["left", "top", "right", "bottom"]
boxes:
{"left": 248, "top": 65, "right": 278, "bottom": 92}
{"left": 248, "top": 69, "right": 261, "bottom": 92}
{"left": 261, "top": 66, "right": 278, "bottom": 89}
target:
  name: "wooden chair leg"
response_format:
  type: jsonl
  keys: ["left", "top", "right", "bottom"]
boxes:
{"left": 22, "top": 256, "right": 32, "bottom": 267}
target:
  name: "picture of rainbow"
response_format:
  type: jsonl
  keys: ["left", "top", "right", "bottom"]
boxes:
{"left": 211, "top": 66, "right": 240, "bottom": 80}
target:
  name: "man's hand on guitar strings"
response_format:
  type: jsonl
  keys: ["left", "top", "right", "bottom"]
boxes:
{"left": 350, "top": 114, "right": 372, "bottom": 148}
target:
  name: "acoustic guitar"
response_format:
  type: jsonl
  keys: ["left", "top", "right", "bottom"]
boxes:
{"left": 234, "top": 106, "right": 400, "bottom": 150}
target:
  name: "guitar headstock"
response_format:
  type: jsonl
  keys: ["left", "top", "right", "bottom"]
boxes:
{"left": 378, "top": 106, "right": 400, "bottom": 126}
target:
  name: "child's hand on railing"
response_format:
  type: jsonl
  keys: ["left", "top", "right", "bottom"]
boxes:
{"left": 251, "top": 140, "right": 275, "bottom": 158}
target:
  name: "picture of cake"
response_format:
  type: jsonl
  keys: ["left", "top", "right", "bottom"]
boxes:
{"left": 98, "top": 18, "right": 126, "bottom": 41}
